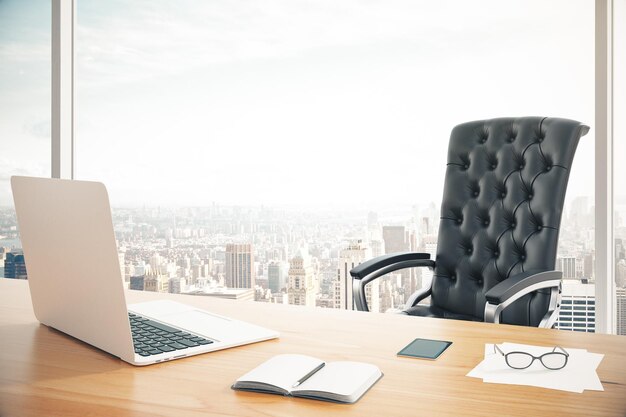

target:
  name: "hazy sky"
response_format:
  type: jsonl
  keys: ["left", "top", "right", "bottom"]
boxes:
{"left": 0, "top": 0, "right": 597, "bottom": 210}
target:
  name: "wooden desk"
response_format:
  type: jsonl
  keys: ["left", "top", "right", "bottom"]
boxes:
{"left": 0, "top": 279, "right": 624, "bottom": 417}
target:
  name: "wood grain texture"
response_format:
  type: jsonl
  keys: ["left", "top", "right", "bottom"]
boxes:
{"left": 0, "top": 279, "right": 624, "bottom": 417}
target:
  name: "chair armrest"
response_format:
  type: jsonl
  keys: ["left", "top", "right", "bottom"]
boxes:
{"left": 484, "top": 270, "right": 562, "bottom": 324}
{"left": 350, "top": 252, "right": 432, "bottom": 280}
{"left": 351, "top": 252, "right": 435, "bottom": 312}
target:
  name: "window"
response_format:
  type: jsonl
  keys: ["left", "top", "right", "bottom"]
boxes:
{"left": 0, "top": 0, "right": 51, "bottom": 279}
{"left": 74, "top": 0, "right": 595, "bottom": 323}
{"left": 7, "top": 0, "right": 616, "bottom": 333}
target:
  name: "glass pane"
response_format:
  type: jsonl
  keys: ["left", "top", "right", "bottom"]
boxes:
{"left": 76, "top": 0, "right": 594, "bottom": 320}
{"left": 0, "top": 0, "right": 51, "bottom": 279}
{"left": 615, "top": 0, "right": 626, "bottom": 336}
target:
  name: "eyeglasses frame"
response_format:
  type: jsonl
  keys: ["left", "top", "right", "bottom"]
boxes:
{"left": 493, "top": 344, "right": 570, "bottom": 370}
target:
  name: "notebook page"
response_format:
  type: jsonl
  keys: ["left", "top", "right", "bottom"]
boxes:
{"left": 235, "top": 354, "right": 324, "bottom": 393}
{"left": 292, "top": 361, "right": 381, "bottom": 400}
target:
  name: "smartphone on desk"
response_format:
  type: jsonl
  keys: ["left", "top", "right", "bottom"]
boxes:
{"left": 397, "top": 338, "right": 452, "bottom": 360}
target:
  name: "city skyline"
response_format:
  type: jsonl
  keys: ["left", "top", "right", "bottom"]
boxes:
{"left": 3, "top": 193, "right": 624, "bottom": 336}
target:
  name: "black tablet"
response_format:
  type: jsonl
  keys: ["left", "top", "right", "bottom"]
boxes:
{"left": 397, "top": 338, "right": 452, "bottom": 360}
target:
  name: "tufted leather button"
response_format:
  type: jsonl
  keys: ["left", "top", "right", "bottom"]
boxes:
{"left": 520, "top": 255, "right": 526, "bottom": 261}
{"left": 500, "top": 191, "right": 506, "bottom": 198}
{"left": 537, "top": 225, "right": 542, "bottom": 231}
{"left": 480, "top": 138, "right": 487, "bottom": 144}
{"left": 490, "top": 164, "right": 497, "bottom": 170}
{"left": 473, "top": 191, "right": 479, "bottom": 197}
{"left": 450, "top": 274, "right": 456, "bottom": 281}
{"left": 528, "top": 193, "right": 533, "bottom": 200}
{"left": 511, "top": 222, "right": 516, "bottom": 228}
{"left": 463, "top": 164, "right": 469, "bottom": 170}
{"left": 519, "top": 164, "right": 525, "bottom": 170}
{"left": 466, "top": 248, "right": 473, "bottom": 255}
{"left": 477, "top": 279, "right": 483, "bottom": 285}
{"left": 508, "top": 135, "right": 516, "bottom": 143}
{"left": 483, "top": 220, "right": 490, "bottom": 226}
{"left": 456, "top": 218, "right": 462, "bottom": 225}
{"left": 494, "top": 250, "right": 500, "bottom": 257}
{"left": 545, "top": 165, "right": 552, "bottom": 172}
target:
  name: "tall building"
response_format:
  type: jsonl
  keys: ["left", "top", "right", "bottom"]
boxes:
{"left": 570, "top": 196, "right": 590, "bottom": 227}
{"left": 369, "top": 239, "right": 384, "bottom": 258}
{"left": 557, "top": 256, "right": 577, "bottom": 280}
{"left": 268, "top": 261, "right": 287, "bottom": 293}
{"left": 367, "top": 211, "right": 378, "bottom": 227}
{"left": 383, "top": 225, "right": 412, "bottom": 302}
{"left": 169, "top": 277, "right": 187, "bottom": 294}
{"left": 144, "top": 271, "right": 169, "bottom": 293}
{"left": 583, "top": 253, "right": 594, "bottom": 280}
{"left": 225, "top": 243, "right": 255, "bottom": 289}
{"left": 616, "top": 259, "right": 626, "bottom": 288}
{"left": 0, "top": 247, "right": 7, "bottom": 278}
{"left": 335, "top": 240, "right": 378, "bottom": 312}
{"left": 287, "top": 249, "right": 316, "bottom": 307}
{"left": 382, "top": 226, "right": 408, "bottom": 253}
{"left": 556, "top": 279, "right": 595, "bottom": 332}
{"left": 617, "top": 287, "right": 626, "bottom": 336}
{"left": 150, "top": 253, "right": 163, "bottom": 272}
{"left": 129, "top": 275, "right": 145, "bottom": 291}
{"left": 4, "top": 252, "right": 27, "bottom": 279}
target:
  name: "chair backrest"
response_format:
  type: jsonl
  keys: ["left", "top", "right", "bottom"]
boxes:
{"left": 432, "top": 117, "right": 589, "bottom": 326}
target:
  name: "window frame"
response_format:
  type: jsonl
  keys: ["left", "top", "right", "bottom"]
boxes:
{"left": 595, "top": 0, "right": 616, "bottom": 334}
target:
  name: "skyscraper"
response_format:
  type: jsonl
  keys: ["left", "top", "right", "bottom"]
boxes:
{"left": 617, "top": 287, "right": 626, "bottom": 336}
{"left": 557, "top": 256, "right": 578, "bottom": 280}
{"left": 144, "top": 271, "right": 169, "bottom": 293}
{"left": 287, "top": 249, "right": 316, "bottom": 307}
{"left": 335, "top": 240, "right": 378, "bottom": 312}
{"left": 225, "top": 243, "right": 255, "bottom": 289}
{"left": 169, "top": 277, "right": 186, "bottom": 294}
{"left": 4, "top": 252, "right": 27, "bottom": 279}
{"left": 382, "top": 226, "right": 408, "bottom": 254}
{"left": 570, "top": 196, "right": 590, "bottom": 227}
{"left": 383, "top": 226, "right": 412, "bottom": 302}
{"left": 129, "top": 275, "right": 145, "bottom": 291}
{"left": 556, "top": 279, "right": 595, "bottom": 332}
{"left": 268, "top": 261, "right": 287, "bottom": 293}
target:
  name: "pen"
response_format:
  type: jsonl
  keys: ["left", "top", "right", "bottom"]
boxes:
{"left": 292, "top": 362, "right": 326, "bottom": 388}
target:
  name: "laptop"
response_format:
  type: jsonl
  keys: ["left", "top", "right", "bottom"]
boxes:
{"left": 11, "top": 176, "right": 279, "bottom": 366}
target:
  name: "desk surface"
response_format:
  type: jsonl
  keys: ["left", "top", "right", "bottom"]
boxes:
{"left": 0, "top": 279, "right": 625, "bottom": 417}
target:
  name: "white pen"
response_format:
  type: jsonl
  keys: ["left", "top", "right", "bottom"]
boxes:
{"left": 292, "top": 363, "right": 326, "bottom": 388}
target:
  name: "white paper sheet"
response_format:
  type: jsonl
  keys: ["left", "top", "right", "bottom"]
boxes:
{"left": 467, "top": 343, "right": 604, "bottom": 393}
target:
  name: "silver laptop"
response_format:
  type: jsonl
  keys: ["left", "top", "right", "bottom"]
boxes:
{"left": 11, "top": 176, "right": 278, "bottom": 366}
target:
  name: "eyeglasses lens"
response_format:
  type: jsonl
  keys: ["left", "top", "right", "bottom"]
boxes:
{"left": 540, "top": 353, "right": 567, "bottom": 370}
{"left": 506, "top": 352, "right": 534, "bottom": 369}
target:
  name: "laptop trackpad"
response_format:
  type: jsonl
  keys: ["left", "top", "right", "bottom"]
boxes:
{"left": 161, "top": 310, "right": 239, "bottom": 342}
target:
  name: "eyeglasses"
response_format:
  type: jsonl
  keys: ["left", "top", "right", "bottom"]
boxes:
{"left": 493, "top": 344, "right": 569, "bottom": 370}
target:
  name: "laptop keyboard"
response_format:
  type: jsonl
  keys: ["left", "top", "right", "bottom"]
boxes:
{"left": 129, "top": 312, "right": 213, "bottom": 357}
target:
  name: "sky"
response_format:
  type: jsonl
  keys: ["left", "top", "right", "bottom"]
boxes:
{"left": 0, "top": 0, "right": 599, "bottom": 211}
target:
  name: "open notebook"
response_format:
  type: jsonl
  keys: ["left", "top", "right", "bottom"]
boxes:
{"left": 232, "top": 354, "right": 383, "bottom": 404}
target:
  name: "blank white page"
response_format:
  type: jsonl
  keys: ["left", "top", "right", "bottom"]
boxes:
{"left": 293, "top": 361, "right": 381, "bottom": 397}
{"left": 235, "top": 354, "right": 324, "bottom": 393}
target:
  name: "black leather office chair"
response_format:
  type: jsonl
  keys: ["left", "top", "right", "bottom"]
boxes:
{"left": 351, "top": 117, "right": 589, "bottom": 327}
